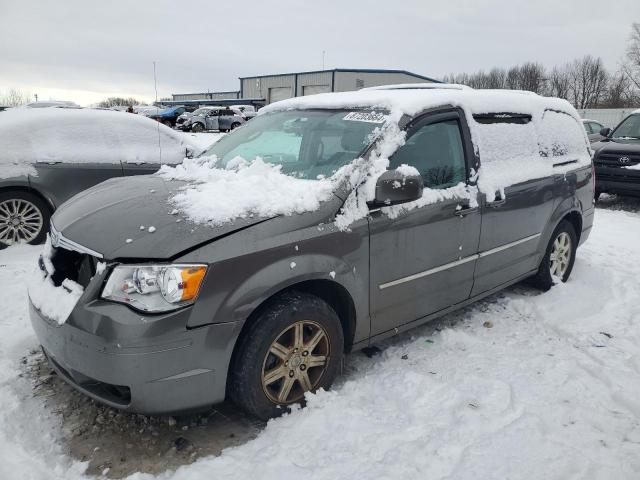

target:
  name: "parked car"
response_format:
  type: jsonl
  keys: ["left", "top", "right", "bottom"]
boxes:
{"left": 230, "top": 104, "right": 258, "bottom": 120}
{"left": 29, "top": 87, "right": 593, "bottom": 421}
{"left": 24, "top": 101, "right": 81, "bottom": 109}
{"left": 148, "top": 106, "right": 197, "bottom": 127}
{"left": 582, "top": 119, "right": 606, "bottom": 143}
{"left": 0, "top": 108, "right": 200, "bottom": 247}
{"left": 135, "top": 105, "right": 164, "bottom": 116}
{"left": 592, "top": 110, "right": 640, "bottom": 199}
{"left": 175, "top": 106, "right": 215, "bottom": 130}
{"left": 184, "top": 107, "right": 245, "bottom": 132}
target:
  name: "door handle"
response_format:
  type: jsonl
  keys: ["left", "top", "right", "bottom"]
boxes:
{"left": 454, "top": 202, "right": 478, "bottom": 217}
{"left": 486, "top": 192, "right": 506, "bottom": 208}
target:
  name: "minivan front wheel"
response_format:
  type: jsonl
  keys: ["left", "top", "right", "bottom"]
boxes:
{"left": 228, "top": 292, "right": 344, "bottom": 420}
{"left": 190, "top": 122, "right": 204, "bottom": 132}
{"left": 529, "top": 220, "right": 577, "bottom": 291}
{"left": 0, "top": 191, "right": 50, "bottom": 248}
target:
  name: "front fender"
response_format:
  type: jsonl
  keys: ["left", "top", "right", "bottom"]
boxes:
{"left": 182, "top": 218, "right": 370, "bottom": 345}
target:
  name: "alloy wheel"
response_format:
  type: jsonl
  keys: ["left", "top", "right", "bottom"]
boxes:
{"left": 0, "top": 198, "right": 43, "bottom": 245}
{"left": 261, "top": 320, "right": 330, "bottom": 404}
{"left": 549, "top": 231, "right": 572, "bottom": 277}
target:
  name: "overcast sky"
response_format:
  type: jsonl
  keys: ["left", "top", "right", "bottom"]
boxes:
{"left": 1, "top": 0, "right": 638, "bottom": 105}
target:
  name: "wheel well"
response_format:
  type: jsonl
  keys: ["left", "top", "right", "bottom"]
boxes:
{"left": 0, "top": 186, "right": 54, "bottom": 213}
{"left": 563, "top": 211, "right": 582, "bottom": 243}
{"left": 232, "top": 279, "right": 357, "bottom": 358}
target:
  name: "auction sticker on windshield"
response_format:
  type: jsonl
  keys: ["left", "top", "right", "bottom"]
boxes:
{"left": 343, "top": 111, "right": 386, "bottom": 123}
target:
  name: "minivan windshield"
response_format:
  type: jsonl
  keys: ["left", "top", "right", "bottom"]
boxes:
{"left": 612, "top": 114, "right": 640, "bottom": 139}
{"left": 200, "top": 109, "right": 386, "bottom": 179}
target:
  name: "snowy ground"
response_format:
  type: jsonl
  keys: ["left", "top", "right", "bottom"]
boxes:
{"left": 1, "top": 197, "right": 640, "bottom": 479}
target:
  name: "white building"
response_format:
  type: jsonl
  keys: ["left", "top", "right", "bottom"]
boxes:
{"left": 172, "top": 68, "right": 438, "bottom": 106}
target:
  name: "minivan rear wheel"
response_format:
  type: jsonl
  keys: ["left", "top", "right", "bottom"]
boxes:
{"left": 528, "top": 220, "right": 577, "bottom": 291}
{"left": 0, "top": 191, "right": 50, "bottom": 248}
{"left": 228, "top": 292, "right": 344, "bottom": 420}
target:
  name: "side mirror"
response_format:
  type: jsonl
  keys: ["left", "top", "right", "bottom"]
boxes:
{"left": 371, "top": 170, "right": 423, "bottom": 207}
{"left": 600, "top": 127, "right": 612, "bottom": 137}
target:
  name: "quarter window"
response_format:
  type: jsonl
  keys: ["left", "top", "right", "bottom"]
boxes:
{"left": 389, "top": 119, "right": 467, "bottom": 189}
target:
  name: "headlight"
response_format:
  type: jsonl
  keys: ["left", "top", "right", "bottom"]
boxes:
{"left": 101, "top": 264, "right": 207, "bottom": 313}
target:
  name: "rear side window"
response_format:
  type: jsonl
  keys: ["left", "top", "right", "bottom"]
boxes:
{"left": 538, "top": 110, "right": 588, "bottom": 160}
{"left": 389, "top": 119, "right": 466, "bottom": 189}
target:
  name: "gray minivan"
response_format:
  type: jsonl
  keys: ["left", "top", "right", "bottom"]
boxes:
{"left": 29, "top": 86, "right": 595, "bottom": 420}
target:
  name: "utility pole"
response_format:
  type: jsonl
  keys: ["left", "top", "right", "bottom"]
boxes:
{"left": 153, "top": 61, "right": 158, "bottom": 103}
{"left": 34, "top": 93, "right": 38, "bottom": 102}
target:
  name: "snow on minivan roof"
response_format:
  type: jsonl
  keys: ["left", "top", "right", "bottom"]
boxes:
{"left": 260, "top": 87, "right": 577, "bottom": 121}
{"left": 0, "top": 108, "right": 199, "bottom": 179}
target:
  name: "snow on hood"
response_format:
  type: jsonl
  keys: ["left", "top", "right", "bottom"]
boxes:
{"left": 158, "top": 156, "right": 336, "bottom": 226}
{"left": 0, "top": 108, "right": 200, "bottom": 179}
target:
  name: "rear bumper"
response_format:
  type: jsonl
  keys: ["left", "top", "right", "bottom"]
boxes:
{"left": 29, "top": 299, "right": 241, "bottom": 414}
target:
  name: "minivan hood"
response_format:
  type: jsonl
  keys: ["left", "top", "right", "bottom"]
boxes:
{"left": 51, "top": 175, "right": 276, "bottom": 260}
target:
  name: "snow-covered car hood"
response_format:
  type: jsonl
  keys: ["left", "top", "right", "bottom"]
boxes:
{"left": 50, "top": 175, "right": 277, "bottom": 260}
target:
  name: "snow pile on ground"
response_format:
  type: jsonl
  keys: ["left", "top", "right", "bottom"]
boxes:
{"left": 26, "top": 238, "right": 83, "bottom": 325}
{"left": 1, "top": 207, "right": 640, "bottom": 479}
{"left": 0, "top": 108, "right": 199, "bottom": 178}
{"left": 159, "top": 156, "right": 335, "bottom": 225}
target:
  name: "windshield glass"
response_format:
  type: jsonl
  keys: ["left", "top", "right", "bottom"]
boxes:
{"left": 612, "top": 114, "right": 640, "bottom": 139}
{"left": 192, "top": 108, "right": 210, "bottom": 115}
{"left": 200, "top": 109, "right": 386, "bottom": 179}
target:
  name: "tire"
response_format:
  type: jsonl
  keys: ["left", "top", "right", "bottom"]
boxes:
{"left": 190, "top": 122, "right": 204, "bottom": 133}
{"left": 528, "top": 219, "right": 577, "bottom": 291}
{"left": 228, "top": 292, "right": 344, "bottom": 420}
{"left": 162, "top": 120, "right": 173, "bottom": 127}
{"left": 231, "top": 122, "right": 241, "bottom": 130}
{"left": 0, "top": 190, "right": 50, "bottom": 248}
{"left": 594, "top": 190, "right": 602, "bottom": 201}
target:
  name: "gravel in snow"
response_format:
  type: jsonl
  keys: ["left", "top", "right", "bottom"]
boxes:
{"left": 0, "top": 206, "right": 639, "bottom": 479}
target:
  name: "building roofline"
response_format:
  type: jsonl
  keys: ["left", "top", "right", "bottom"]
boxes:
{"left": 170, "top": 90, "right": 240, "bottom": 96}
{"left": 238, "top": 68, "right": 440, "bottom": 82}
{"left": 159, "top": 98, "right": 265, "bottom": 106}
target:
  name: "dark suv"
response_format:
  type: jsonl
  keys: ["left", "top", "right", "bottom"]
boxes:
{"left": 28, "top": 87, "right": 594, "bottom": 420}
{"left": 592, "top": 110, "right": 640, "bottom": 199}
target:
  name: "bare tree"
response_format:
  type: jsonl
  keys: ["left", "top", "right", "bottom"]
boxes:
{"left": 622, "top": 22, "right": 640, "bottom": 89}
{"left": 0, "top": 88, "right": 32, "bottom": 107}
{"left": 518, "top": 63, "right": 546, "bottom": 94}
{"left": 601, "top": 71, "right": 634, "bottom": 107}
{"left": 505, "top": 66, "right": 521, "bottom": 90}
{"left": 485, "top": 67, "right": 506, "bottom": 89}
{"left": 546, "top": 65, "right": 571, "bottom": 99}
{"left": 97, "top": 96, "right": 142, "bottom": 108}
{"left": 567, "top": 56, "right": 608, "bottom": 108}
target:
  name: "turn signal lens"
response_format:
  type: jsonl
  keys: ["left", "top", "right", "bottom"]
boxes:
{"left": 159, "top": 266, "right": 206, "bottom": 303}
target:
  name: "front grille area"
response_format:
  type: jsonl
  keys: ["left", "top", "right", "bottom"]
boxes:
{"left": 50, "top": 247, "right": 97, "bottom": 289}
{"left": 595, "top": 152, "right": 640, "bottom": 168}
